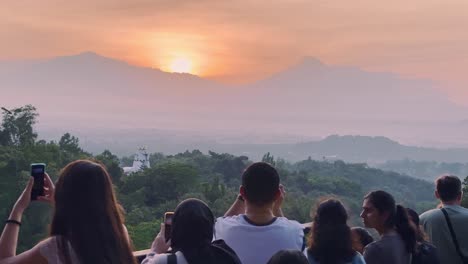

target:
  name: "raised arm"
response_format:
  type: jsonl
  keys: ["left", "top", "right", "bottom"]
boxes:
{"left": 224, "top": 194, "right": 246, "bottom": 217}
{"left": 0, "top": 178, "right": 48, "bottom": 264}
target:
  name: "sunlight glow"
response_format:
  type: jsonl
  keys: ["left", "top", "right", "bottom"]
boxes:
{"left": 169, "top": 57, "right": 192, "bottom": 73}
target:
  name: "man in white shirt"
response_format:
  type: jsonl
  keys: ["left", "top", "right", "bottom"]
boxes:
{"left": 215, "top": 162, "right": 304, "bottom": 264}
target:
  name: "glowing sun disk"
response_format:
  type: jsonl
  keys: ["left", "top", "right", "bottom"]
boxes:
{"left": 170, "top": 57, "right": 192, "bottom": 73}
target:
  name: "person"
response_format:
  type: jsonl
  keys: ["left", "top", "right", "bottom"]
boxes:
{"left": 0, "top": 159, "right": 137, "bottom": 264}
{"left": 215, "top": 162, "right": 304, "bottom": 264}
{"left": 142, "top": 198, "right": 241, "bottom": 264}
{"left": 360, "top": 190, "right": 416, "bottom": 264}
{"left": 419, "top": 175, "right": 468, "bottom": 264}
{"left": 351, "top": 227, "right": 374, "bottom": 254}
{"left": 406, "top": 208, "right": 440, "bottom": 264}
{"left": 267, "top": 250, "right": 308, "bottom": 264}
{"left": 305, "top": 199, "right": 365, "bottom": 264}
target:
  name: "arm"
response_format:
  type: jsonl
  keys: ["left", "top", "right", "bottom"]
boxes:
{"left": 224, "top": 195, "right": 245, "bottom": 217}
{"left": 0, "top": 178, "right": 47, "bottom": 264}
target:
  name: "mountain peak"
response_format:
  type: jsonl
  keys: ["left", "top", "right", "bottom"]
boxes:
{"left": 298, "top": 56, "right": 325, "bottom": 67}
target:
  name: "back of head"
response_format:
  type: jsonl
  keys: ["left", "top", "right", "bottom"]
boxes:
{"left": 171, "top": 199, "right": 216, "bottom": 264}
{"left": 364, "top": 190, "right": 417, "bottom": 253}
{"left": 435, "top": 175, "right": 462, "bottom": 202}
{"left": 51, "top": 160, "right": 136, "bottom": 264}
{"left": 406, "top": 208, "right": 427, "bottom": 242}
{"left": 241, "top": 162, "right": 280, "bottom": 206}
{"left": 351, "top": 227, "right": 374, "bottom": 252}
{"left": 267, "top": 250, "right": 309, "bottom": 264}
{"left": 308, "top": 199, "right": 355, "bottom": 264}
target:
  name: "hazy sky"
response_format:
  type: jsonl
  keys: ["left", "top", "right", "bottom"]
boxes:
{"left": 1, "top": 0, "right": 468, "bottom": 105}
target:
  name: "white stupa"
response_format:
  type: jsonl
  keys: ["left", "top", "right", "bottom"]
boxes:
{"left": 123, "top": 147, "right": 150, "bottom": 174}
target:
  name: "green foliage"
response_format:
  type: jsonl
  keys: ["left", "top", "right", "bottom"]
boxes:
{"left": 95, "top": 150, "right": 123, "bottom": 183}
{"left": 127, "top": 221, "right": 161, "bottom": 250}
{"left": 0, "top": 105, "right": 441, "bottom": 253}
{"left": 0, "top": 105, "right": 38, "bottom": 147}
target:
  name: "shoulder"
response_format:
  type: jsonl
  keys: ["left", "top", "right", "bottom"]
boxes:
{"left": 215, "top": 215, "right": 245, "bottom": 230}
{"left": 0, "top": 240, "right": 49, "bottom": 264}
{"left": 363, "top": 240, "right": 384, "bottom": 257}
{"left": 275, "top": 217, "right": 304, "bottom": 230}
{"left": 419, "top": 208, "right": 441, "bottom": 222}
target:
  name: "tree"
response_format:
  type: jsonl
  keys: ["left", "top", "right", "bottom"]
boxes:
{"left": 95, "top": 150, "right": 124, "bottom": 183}
{"left": 262, "top": 152, "right": 276, "bottom": 166}
{"left": 0, "top": 105, "right": 38, "bottom": 147}
{"left": 59, "top": 133, "right": 81, "bottom": 153}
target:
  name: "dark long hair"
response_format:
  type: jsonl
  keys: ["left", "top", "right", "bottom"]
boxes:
{"left": 406, "top": 208, "right": 428, "bottom": 242}
{"left": 171, "top": 198, "right": 214, "bottom": 263}
{"left": 308, "top": 199, "right": 356, "bottom": 264}
{"left": 172, "top": 198, "right": 241, "bottom": 264}
{"left": 50, "top": 160, "right": 136, "bottom": 264}
{"left": 364, "top": 191, "right": 417, "bottom": 253}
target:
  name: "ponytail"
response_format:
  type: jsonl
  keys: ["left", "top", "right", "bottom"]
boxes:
{"left": 395, "top": 205, "right": 417, "bottom": 253}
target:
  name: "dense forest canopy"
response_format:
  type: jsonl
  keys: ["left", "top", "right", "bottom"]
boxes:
{"left": 0, "top": 105, "right": 466, "bottom": 251}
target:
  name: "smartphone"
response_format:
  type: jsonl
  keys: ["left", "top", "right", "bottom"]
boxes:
{"left": 30, "top": 163, "right": 46, "bottom": 200}
{"left": 164, "top": 212, "right": 174, "bottom": 242}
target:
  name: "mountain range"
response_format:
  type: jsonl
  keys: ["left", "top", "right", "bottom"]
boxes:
{"left": 1, "top": 52, "right": 468, "bottom": 148}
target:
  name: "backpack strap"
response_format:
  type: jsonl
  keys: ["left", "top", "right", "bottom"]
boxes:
{"left": 167, "top": 253, "right": 177, "bottom": 264}
{"left": 441, "top": 208, "right": 468, "bottom": 263}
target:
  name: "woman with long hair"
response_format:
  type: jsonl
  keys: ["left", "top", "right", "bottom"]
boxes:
{"left": 360, "top": 190, "right": 417, "bottom": 264}
{"left": 305, "top": 199, "right": 365, "bottom": 264}
{"left": 143, "top": 198, "right": 241, "bottom": 264}
{"left": 0, "top": 160, "right": 137, "bottom": 264}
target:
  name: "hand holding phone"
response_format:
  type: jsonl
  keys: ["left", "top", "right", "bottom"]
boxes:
{"left": 164, "top": 212, "right": 174, "bottom": 242}
{"left": 30, "top": 163, "right": 46, "bottom": 200}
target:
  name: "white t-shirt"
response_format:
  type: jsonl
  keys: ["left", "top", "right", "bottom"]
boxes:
{"left": 215, "top": 215, "right": 304, "bottom": 264}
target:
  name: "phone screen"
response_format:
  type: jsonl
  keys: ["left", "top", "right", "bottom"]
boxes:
{"left": 31, "top": 163, "right": 45, "bottom": 200}
{"left": 164, "top": 212, "right": 174, "bottom": 242}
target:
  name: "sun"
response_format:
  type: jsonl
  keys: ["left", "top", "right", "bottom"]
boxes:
{"left": 169, "top": 57, "right": 192, "bottom": 73}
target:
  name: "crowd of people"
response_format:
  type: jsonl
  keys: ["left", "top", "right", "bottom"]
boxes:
{"left": 0, "top": 159, "right": 467, "bottom": 264}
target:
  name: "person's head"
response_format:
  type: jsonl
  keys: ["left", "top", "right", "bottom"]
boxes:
{"left": 406, "top": 208, "right": 427, "bottom": 242}
{"left": 360, "top": 190, "right": 395, "bottom": 231}
{"left": 350, "top": 227, "right": 374, "bottom": 254}
{"left": 267, "top": 250, "right": 308, "bottom": 264}
{"left": 51, "top": 160, "right": 136, "bottom": 264}
{"left": 308, "top": 199, "right": 355, "bottom": 264}
{"left": 240, "top": 162, "right": 280, "bottom": 207}
{"left": 435, "top": 175, "right": 463, "bottom": 204}
{"left": 361, "top": 190, "right": 417, "bottom": 253}
{"left": 171, "top": 198, "right": 214, "bottom": 253}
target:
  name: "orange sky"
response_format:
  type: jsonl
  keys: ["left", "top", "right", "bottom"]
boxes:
{"left": 1, "top": 0, "right": 468, "bottom": 105}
